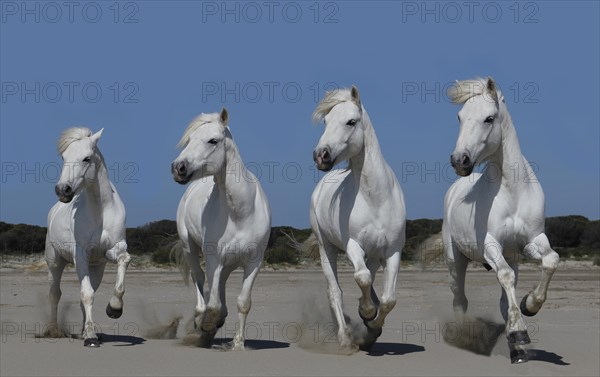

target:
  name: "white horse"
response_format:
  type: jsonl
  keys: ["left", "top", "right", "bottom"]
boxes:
{"left": 171, "top": 108, "right": 271, "bottom": 350}
{"left": 45, "top": 127, "right": 131, "bottom": 347}
{"left": 443, "top": 77, "right": 560, "bottom": 363}
{"left": 310, "top": 86, "right": 406, "bottom": 351}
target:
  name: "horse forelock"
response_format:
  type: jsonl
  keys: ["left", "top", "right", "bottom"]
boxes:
{"left": 57, "top": 127, "right": 93, "bottom": 155}
{"left": 177, "top": 112, "right": 224, "bottom": 149}
{"left": 448, "top": 78, "right": 504, "bottom": 105}
{"left": 312, "top": 88, "right": 354, "bottom": 123}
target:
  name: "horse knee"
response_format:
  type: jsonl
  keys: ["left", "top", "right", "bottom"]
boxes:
{"left": 354, "top": 269, "right": 372, "bottom": 288}
{"left": 497, "top": 268, "right": 515, "bottom": 287}
{"left": 237, "top": 297, "right": 251, "bottom": 315}
{"left": 543, "top": 250, "right": 559, "bottom": 271}
{"left": 80, "top": 285, "right": 94, "bottom": 305}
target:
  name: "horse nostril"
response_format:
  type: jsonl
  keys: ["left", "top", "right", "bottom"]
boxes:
{"left": 177, "top": 162, "right": 187, "bottom": 175}
{"left": 64, "top": 185, "right": 72, "bottom": 195}
{"left": 322, "top": 149, "right": 331, "bottom": 162}
{"left": 461, "top": 155, "right": 471, "bottom": 166}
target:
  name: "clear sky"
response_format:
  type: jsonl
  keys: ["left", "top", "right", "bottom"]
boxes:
{"left": 1, "top": 1, "right": 599, "bottom": 227}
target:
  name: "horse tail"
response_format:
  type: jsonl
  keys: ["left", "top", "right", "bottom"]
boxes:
{"left": 169, "top": 240, "right": 190, "bottom": 286}
{"left": 415, "top": 232, "right": 445, "bottom": 269}
{"left": 283, "top": 231, "right": 320, "bottom": 260}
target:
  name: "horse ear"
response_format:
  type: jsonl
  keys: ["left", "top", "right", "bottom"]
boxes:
{"left": 485, "top": 77, "right": 499, "bottom": 105}
{"left": 219, "top": 107, "right": 229, "bottom": 127}
{"left": 90, "top": 128, "right": 104, "bottom": 144}
{"left": 350, "top": 85, "right": 362, "bottom": 109}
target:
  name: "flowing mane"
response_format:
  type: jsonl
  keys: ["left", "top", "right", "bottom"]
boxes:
{"left": 177, "top": 113, "right": 223, "bottom": 149}
{"left": 448, "top": 77, "right": 504, "bottom": 104}
{"left": 57, "top": 127, "right": 92, "bottom": 154}
{"left": 312, "top": 88, "right": 354, "bottom": 123}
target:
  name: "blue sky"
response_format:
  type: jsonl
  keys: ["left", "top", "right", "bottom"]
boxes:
{"left": 1, "top": 1, "right": 599, "bottom": 227}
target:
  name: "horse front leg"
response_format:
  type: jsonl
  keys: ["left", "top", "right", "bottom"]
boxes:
{"left": 44, "top": 252, "right": 67, "bottom": 338}
{"left": 521, "top": 233, "right": 560, "bottom": 316}
{"left": 346, "top": 239, "right": 377, "bottom": 324}
{"left": 483, "top": 234, "right": 530, "bottom": 363}
{"left": 364, "top": 251, "right": 400, "bottom": 339}
{"left": 319, "top": 241, "right": 353, "bottom": 351}
{"left": 75, "top": 246, "right": 99, "bottom": 347}
{"left": 232, "top": 260, "right": 261, "bottom": 350}
{"left": 105, "top": 241, "right": 131, "bottom": 319}
{"left": 444, "top": 239, "right": 469, "bottom": 317}
{"left": 198, "top": 258, "right": 224, "bottom": 348}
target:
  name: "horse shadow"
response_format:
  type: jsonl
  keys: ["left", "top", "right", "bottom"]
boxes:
{"left": 97, "top": 332, "right": 146, "bottom": 346}
{"left": 366, "top": 342, "right": 425, "bottom": 357}
{"left": 527, "top": 349, "right": 570, "bottom": 366}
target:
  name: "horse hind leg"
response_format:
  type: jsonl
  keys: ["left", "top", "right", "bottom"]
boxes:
{"left": 521, "top": 233, "right": 560, "bottom": 316}
{"left": 105, "top": 241, "right": 131, "bottom": 319}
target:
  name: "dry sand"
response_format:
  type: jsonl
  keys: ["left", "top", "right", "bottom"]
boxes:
{"left": 1, "top": 262, "right": 598, "bottom": 376}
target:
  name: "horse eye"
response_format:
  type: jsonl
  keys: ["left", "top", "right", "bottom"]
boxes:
{"left": 208, "top": 138, "right": 218, "bottom": 145}
{"left": 83, "top": 156, "right": 91, "bottom": 163}
{"left": 484, "top": 116, "right": 494, "bottom": 124}
{"left": 346, "top": 119, "right": 357, "bottom": 126}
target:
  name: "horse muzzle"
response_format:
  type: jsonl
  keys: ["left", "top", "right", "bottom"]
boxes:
{"left": 450, "top": 153, "right": 474, "bottom": 177}
{"left": 171, "top": 160, "right": 191, "bottom": 185}
{"left": 55, "top": 184, "right": 74, "bottom": 203}
{"left": 313, "top": 147, "right": 335, "bottom": 172}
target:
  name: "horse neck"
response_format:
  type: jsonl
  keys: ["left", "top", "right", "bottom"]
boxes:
{"left": 485, "top": 111, "right": 531, "bottom": 191}
{"left": 213, "top": 138, "right": 256, "bottom": 218}
{"left": 348, "top": 110, "right": 394, "bottom": 199}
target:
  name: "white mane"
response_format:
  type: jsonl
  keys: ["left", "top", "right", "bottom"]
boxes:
{"left": 312, "top": 88, "right": 354, "bottom": 123}
{"left": 57, "top": 127, "right": 92, "bottom": 154}
{"left": 448, "top": 77, "right": 504, "bottom": 104}
{"left": 177, "top": 113, "right": 222, "bottom": 148}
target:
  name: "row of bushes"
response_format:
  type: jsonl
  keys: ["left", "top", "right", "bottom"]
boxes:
{"left": 1, "top": 216, "right": 598, "bottom": 264}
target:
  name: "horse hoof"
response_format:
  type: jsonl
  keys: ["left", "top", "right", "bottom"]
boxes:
{"left": 507, "top": 330, "right": 531, "bottom": 345}
{"left": 106, "top": 304, "right": 123, "bottom": 319}
{"left": 84, "top": 338, "right": 100, "bottom": 348}
{"left": 197, "top": 328, "right": 217, "bottom": 348}
{"left": 216, "top": 317, "right": 226, "bottom": 329}
{"left": 510, "top": 349, "right": 528, "bottom": 364}
{"left": 520, "top": 295, "right": 537, "bottom": 317}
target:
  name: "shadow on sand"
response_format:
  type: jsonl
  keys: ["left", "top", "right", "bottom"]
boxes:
{"left": 527, "top": 349, "right": 570, "bottom": 366}
{"left": 366, "top": 342, "right": 425, "bottom": 357}
{"left": 97, "top": 333, "right": 146, "bottom": 346}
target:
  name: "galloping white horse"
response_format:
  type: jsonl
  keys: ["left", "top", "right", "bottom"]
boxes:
{"left": 443, "top": 77, "right": 560, "bottom": 363}
{"left": 45, "top": 127, "right": 131, "bottom": 347}
{"left": 171, "top": 108, "right": 271, "bottom": 350}
{"left": 311, "top": 86, "right": 406, "bottom": 351}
